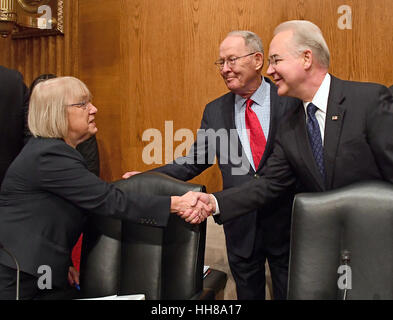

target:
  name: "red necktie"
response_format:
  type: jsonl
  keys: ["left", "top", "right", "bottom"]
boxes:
{"left": 245, "top": 99, "right": 266, "bottom": 168}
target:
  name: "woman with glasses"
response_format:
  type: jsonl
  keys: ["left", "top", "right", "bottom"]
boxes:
{"left": 0, "top": 76, "right": 205, "bottom": 299}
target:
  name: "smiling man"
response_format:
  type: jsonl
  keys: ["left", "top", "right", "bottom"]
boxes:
{"left": 134, "top": 31, "right": 299, "bottom": 300}
{"left": 191, "top": 21, "right": 393, "bottom": 243}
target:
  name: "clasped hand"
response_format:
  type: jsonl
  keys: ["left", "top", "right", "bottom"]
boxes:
{"left": 170, "top": 192, "right": 216, "bottom": 224}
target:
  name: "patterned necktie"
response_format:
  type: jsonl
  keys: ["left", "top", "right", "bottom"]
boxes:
{"left": 245, "top": 99, "right": 266, "bottom": 169}
{"left": 306, "top": 103, "right": 325, "bottom": 179}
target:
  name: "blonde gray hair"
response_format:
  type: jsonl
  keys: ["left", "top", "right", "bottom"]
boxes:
{"left": 274, "top": 20, "right": 330, "bottom": 68}
{"left": 227, "top": 30, "right": 264, "bottom": 55}
{"left": 28, "top": 76, "right": 91, "bottom": 138}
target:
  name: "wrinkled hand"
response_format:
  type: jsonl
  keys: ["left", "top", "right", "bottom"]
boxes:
{"left": 67, "top": 266, "right": 80, "bottom": 288}
{"left": 170, "top": 192, "right": 215, "bottom": 224}
{"left": 180, "top": 192, "right": 216, "bottom": 223}
{"left": 122, "top": 171, "right": 141, "bottom": 179}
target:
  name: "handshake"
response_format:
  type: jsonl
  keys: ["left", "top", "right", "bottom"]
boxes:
{"left": 122, "top": 171, "right": 217, "bottom": 224}
{"left": 170, "top": 191, "right": 217, "bottom": 224}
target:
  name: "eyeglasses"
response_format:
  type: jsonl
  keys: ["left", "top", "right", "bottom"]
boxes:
{"left": 214, "top": 52, "right": 257, "bottom": 70}
{"left": 267, "top": 55, "right": 285, "bottom": 67}
{"left": 65, "top": 100, "right": 91, "bottom": 110}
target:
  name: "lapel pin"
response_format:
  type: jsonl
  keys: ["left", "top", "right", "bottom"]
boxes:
{"left": 332, "top": 115, "right": 339, "bottom": 121}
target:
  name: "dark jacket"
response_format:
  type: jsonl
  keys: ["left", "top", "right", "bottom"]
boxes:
{"left": 0, "top": 137, "right": 170, "bottom": 288}
{"left": 214, "top": 76, "right": 393, "bottom": 223}
{"left": 0, "top": 66, "right": 29, "bottom": 185}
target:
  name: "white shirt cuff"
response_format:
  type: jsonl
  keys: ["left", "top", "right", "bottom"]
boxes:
{"left": 212, "top": 195, "right": 220, "bottom": 215}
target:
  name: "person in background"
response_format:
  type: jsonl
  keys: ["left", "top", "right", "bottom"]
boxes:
{"left": 0, "top": 76, "right": 206, "bottom": 300}
{"left": 0, "top": 66, "right": 29, "bottom": 186}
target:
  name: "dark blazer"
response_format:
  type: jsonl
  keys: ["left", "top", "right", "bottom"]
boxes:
{"left": 0, "top": 137, "right": 170, "bottom": 288}
{"left": 214, "top": 75, "right": 393, "bottom": 223}
{"left": 154, "top": 78, "right": 298, "bottom": 258}
{"left": 0, "top": 66, "right": 29, "bottom": 185}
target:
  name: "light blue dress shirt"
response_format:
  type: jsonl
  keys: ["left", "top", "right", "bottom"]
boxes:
{"left": 234, "top": 78, "right": 271, "bottom": 171}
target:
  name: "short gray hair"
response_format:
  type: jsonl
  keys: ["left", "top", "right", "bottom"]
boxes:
{"left": 227, "top": 30, "right": 264, "bottom": 55}
{"left": 28, "top": 76, "right": 91, "bottom": 138}
{"left": 274, "top": 20, "right": 330, "bottom": 68}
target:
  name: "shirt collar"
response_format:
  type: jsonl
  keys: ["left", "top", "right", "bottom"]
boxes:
{"left": 303, "top": 73, "right": 331, "bottom": 113}
{"left": 235, "top": 77, "right": 267, "bottom": 109}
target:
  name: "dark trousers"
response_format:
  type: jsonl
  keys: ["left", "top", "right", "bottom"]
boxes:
{"left": 0, "top": 264, "right": 79, "bottom": 300}
{"left": 226, "top": 228, "right": 290, "bottom": 300}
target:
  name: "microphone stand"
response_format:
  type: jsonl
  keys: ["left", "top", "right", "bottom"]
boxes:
{"left": 0, "top": 243, "right": 20, "bottom": 300}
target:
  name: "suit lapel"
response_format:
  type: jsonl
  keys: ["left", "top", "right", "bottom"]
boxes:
{"left": 323, "top": 75, "right": 346, "bottom": 189}
{"left": 293, "top": 104, "right": 326, "bottom": 190}
{"left": 221, "top": 92, "right": 237, "bottom": 131}
{"left": 255, "top": 78, "right": 279, "bottom": 172}
{"left": 221, "top": 93, "right": 253, "bottom": 172}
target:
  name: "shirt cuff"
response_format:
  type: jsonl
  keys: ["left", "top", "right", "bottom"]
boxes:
{"left": 212, "top": 194, "right": 220, "bottom": 215}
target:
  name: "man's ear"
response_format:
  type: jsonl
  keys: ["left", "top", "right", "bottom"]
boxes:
{"left": 254, "top": 52, "right": 264, "bottom": 71}
{"left": 303, "top": 49, "right": 313, "bottom": 70}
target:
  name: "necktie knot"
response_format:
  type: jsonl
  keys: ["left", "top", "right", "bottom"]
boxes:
{"left": 246, "top": 99, "right": 254, "bottom": 110}
{"left": 307, "top": 103, "right": 318, "bottom": 117}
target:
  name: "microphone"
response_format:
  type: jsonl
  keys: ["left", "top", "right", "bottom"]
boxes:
{"left": 0, "top": 241, "right": 20, "bottom": 300}
{"left": 340, "top": 250, "right": 351, "bottom": 300}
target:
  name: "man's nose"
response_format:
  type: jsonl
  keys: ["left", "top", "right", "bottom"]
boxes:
{"left": 266, "top": 63, "right": 275, "bottom": 76}
{"left": 221, "top": 60, "right": 232, "bottom": 73}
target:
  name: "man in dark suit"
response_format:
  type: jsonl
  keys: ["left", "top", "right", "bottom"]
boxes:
{"left": 191, "top": 21, "right": 393, "bottom": 230}
{"left": 124, "top": 31, "right": 298, "bottom": 299}
{"left": 0, "top": 66, "right": 29, "bottom": 186}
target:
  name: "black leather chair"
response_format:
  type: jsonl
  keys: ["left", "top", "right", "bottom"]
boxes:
{"left": 79, "top": 172, "right": 226, "bottom": 300}
{"left": 288, "top": 181, "right": 393, "bottom": 300}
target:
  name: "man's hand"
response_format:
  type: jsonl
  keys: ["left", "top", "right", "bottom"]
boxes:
{"left": 170, "top": 191, "right": 215, "bottom": 224}
{"left": 122, "top": 171, "right": 141, "bottom": 179}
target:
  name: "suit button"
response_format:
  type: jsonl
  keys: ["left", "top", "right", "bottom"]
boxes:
{"left": 254, "top": 174, "right": 259, "bottom": 179}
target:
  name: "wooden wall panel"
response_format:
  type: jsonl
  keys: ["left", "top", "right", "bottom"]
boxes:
{"left": 78, "top": 0, "right": 123, "bottom": 182}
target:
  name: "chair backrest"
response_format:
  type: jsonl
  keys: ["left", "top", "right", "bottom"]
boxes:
{"left": 80, "top": 172, "right": 206, "bottom": 300}
{"left": 288, "top": 181, "right": 393, "bottom": 300}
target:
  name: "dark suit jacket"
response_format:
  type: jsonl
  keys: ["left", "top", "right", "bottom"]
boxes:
{"left": 0, "top": 66, "right": 29, "bottom": 186}
{"left": 214, "top": 75, "right": 393, "bottom": 223}
{"left": 0, "top": 137, "right": 170, "bottom": 288}
{"left": 154, "top": 78, "right": 298, "bottom": 258}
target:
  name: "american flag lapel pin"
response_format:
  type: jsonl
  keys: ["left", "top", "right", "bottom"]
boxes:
{"left": 332, "top": 115, "right": 339, "bottom": 121}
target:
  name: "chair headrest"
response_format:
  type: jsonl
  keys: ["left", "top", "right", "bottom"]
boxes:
{"left": 113, "top": 171, "right": 206, "bottom": 196}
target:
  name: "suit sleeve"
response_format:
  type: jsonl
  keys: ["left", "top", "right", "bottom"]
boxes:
{"left": 152, "top": 105, "right": 213, "bottom": 180}
{"left": 39, "top": 144, "right": 170, "bottom": 227}
{"left": 367, "top": 85, "right": 393, "bottom": 183}
{"left": 213, "top": 125, "right": 297, "bottom": 224}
